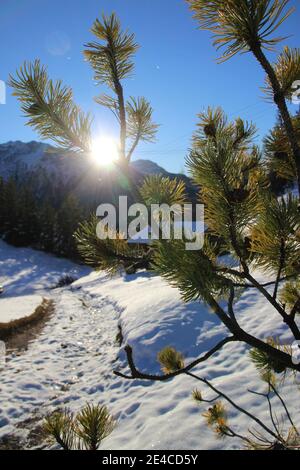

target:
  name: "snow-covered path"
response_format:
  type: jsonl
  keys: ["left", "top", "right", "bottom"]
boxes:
{"left": 0, "top": 240, "right": 299, "bottom": 450}
{"left": 0, "top": 240, "right": 121, "bottom": 446}
{"left": 0, "top": 288, "right": 120, "bottom": 442}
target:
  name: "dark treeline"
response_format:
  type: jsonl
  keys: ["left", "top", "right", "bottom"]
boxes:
{"left": 0, "top": 174, "right": 90, "bottom": 259}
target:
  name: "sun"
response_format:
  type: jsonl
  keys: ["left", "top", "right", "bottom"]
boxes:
{"left": 90, "top": 137, "right": 119, "bottom": 167}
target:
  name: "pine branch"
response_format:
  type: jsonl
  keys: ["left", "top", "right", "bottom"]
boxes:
{"left": 232, "top": 274, "right": 298, "bottom": 289}
{"left": 244, "top": 271, "right": 300, "bottom": 340}
{"left": 227, "top": 285, "right": 238, "bottom": 325}
{"left": 126, "top": 97, "right": 159, "bottom": 162}
{"left": 273, "top": 237, "right": 285, "bottom": 299}
{"left": 269, "top": 383, "right": 299, "bottom": 434}
{"left": 248, "top": 388, "right": 281, "bottom": 437}
{"left": 250, "top": 42, "right": 300, "bottom": 196}
{"left": 186, "top": 0, "right": 294, "bottom": 61}
{"left": 187, "top": 371, "right": 280, "bottom": 443}
{"left": 84, "top": 13, "right": 139, "bottom": 162}
{"left": 186, "top": 1, "right": 300, "bottom": 195}
{"left": 9, "top": 60, "right": 92, "bottom": 153}
{"left": 114, "top": 337, "right": 237, "bottom": 381}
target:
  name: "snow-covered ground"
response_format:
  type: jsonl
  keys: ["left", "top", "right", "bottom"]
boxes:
{"left": 0, "top": 240, "right": 299, "bottom": 449}
{"left": 0, "top": 295, "right": 43, "bottom": 324}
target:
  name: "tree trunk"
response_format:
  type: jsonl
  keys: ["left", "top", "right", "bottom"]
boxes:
{"left": 115, "top": 82, "right": 127, "bottom": 162}
{"left": 251, "top": 44, "right": 300, "bottom": 196}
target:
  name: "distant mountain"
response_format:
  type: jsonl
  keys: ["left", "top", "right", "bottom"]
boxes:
{"left": 0, "top": 141, "right": 198, "bottom": 204}
{"left": 131, "top": 159, "right": 169, "bottom": 176}
{"left": 0, "top": 141, "right": 87, "bottom": 183}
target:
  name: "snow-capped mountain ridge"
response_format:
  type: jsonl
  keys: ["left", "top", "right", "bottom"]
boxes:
{"left": 0, "top": 141, "right": 172, "bottom": 181}
{"left": 0, "top": 141, "right": 88, "bottom": 183}
{"left": 0, "top": 141, "right": 197, "bottom": 207}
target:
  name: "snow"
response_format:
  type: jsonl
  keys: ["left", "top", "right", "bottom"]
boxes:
{"left": 0, "top": 240, "right": 91, "bottom": 297}
{"left": 0, "top": 295, "right": 43, "bottom": 324}
{"left": 0, "top": 240, "right": 299, "bottom": 449}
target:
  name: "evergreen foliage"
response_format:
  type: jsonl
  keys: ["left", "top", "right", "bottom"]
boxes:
{"left": 9, "top": 13, "right": 158, "bottom": 166}
{"left": 83, "top": 13, "right": 158, "bottom": 163}
{"left": 249, "top": 338, "right": 290, "bottom": 375}
{"left": 84, "top": 13, "right": 139, "bottom": 89}
{"left": 264, "top": 113, "right": 300, "bottom": 184}
{"left": 8, "top": 61, "right": 91, "bottom": 153}
{"left": 157, "top": 347, "right": 185, "bottom": 374}
{"left": 191, "top": 352, "right": 300, "bottom": 449}
{"left": 250, "top": 194, "right": 300, "bottom": 275}
{"left": 202, "top": 402, "right": 228, "bottom": 439}
{"left": 74, "top": 215, "right": 148, "bottom": 273}
{"left": 152, "top": 237, "right": 231, "bottom": 304}
{"left": 186, "top": 0, "right": 300, "bottom": 196}
{"left": 280, "top": 280, "right": 300, "bottom": 315}
{"left": 263, "top": 46, "right": 300, "bottom": 101}
{"left": 186, "top": 0, "right": 293, "bottom": 61}
{"left": 44, "top": 404, "right": 115, "bottom": 450}
{"left": 140, "top": 175, "right": 187, "bottom": 207}
{"left": 75, "top": 173, "right": 187, "bottom": 274}
{"left": 8, "top": 12, "right": 159, "bottom": 270}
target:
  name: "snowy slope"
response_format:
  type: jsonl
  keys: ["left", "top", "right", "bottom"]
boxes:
{"left": 0, "top": 241, "right": 299, "bottom": 449}
{"left": 0, "top": 240, "right": 91, "bottom": 297}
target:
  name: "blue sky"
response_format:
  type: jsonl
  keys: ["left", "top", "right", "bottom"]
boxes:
{"left": 0, "top": 0, "right": 299, "bottom": 173}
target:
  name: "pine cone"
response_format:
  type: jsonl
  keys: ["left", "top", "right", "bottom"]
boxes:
{"left": 203, "top": 123, "right": 216, "bottom": 138}
{"left": 274, "top": 151, "right": 288, "bottom": 161}
{"left": 228, "top": 188, "right": 250, "bottom": 203}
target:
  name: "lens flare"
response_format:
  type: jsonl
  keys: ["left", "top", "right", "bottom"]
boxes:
{"left": 90, "top": 137, "right": 119, "bottom": 167}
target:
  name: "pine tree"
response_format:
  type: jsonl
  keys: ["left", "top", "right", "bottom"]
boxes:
{"left": 9, "top": 12, "right": 159, "bottom": 267}
{"left": 83, "top": 14, "right": 159, "bottom": 166}
{"left": 9, "top": 5, "right": 300, "bottom": 372}
{"left": 2, "top": 178, "right": 19, "bottom": 244}
{"left": 186, "top": 0, "right": 300, "bottom": 196}
{"left": 111, "top": 103, "right": 300, "bottom": 375}
{"left": 38, "top": 201, "right": 58, "bottom": 252}
{"left": 9, "top": 13, "right": 158, "bottom": 169}
{"left": 0, "top": 176, "right": 87, "bottom": 257}
{"left": 15, "top": 183, "right": 40, "bottom": 246}
{"left": 55, "top": 194, "right": 83, "bottom": 258}
{"left": 115, "top": 108, "right": 300, "bottom": 448}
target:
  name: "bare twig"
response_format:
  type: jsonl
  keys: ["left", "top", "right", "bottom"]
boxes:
{"left": 269, "top": 383, "right": 299, "bottom": 435}
{"left": 228, "top": 285, "right": 238, "bottom": 325}
{"left": 248, "top": 389, "right": 281, "bottom": 437}
{"left": 114, "top": 337, "right": 237, "bottom": 381}
{"left": 186, "top": 371, "right": 280, "bottom": 442}
{"left": 273, "top": 238, "right": 286, "bottom": 300}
